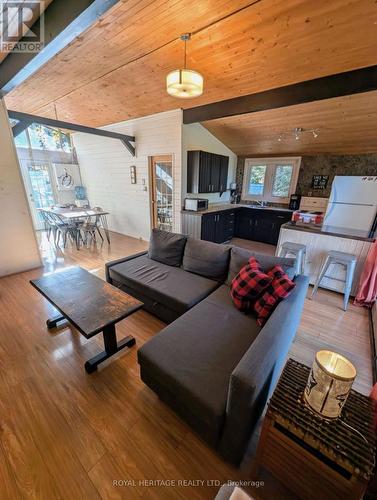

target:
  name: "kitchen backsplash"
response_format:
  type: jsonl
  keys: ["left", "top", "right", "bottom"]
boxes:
{"left": 236, "top": 154, "right": 377, "bottom": 200}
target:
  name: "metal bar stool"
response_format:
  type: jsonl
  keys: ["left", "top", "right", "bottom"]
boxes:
{"left": 311, "top": 250, "right": 357, "bottom": 311}
{"left": 277, "top": 242, "right": 306, "bottom": 275}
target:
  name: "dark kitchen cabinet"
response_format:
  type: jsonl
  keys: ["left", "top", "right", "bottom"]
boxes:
{"left": 197, "top": 151, "right": 212, "bottom": 193}
{"left": 201, "top": 213, "right": 217, "bottom": 242}
{"left": 201, "top": 210, "right": 235, "bottom": 243}
{"left": 200, "top": 207, "right": 292, "bottom": 246}
{"left": 218, "top": 155, "right": 229, "bottom": 194}
{"left": 187, "top": 150, "right": 229, "bottom": 194}
{"left": 235, "top": 209, "right": 255, "bottom": 239}
{"left": 253, "top": 216, "right": 276, "bottom": 245}
{"left": 234, "top": 208, "right": 292, "bottom": 245}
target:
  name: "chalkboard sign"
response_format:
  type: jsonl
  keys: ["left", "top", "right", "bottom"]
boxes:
{"left": 312, "top": 175, "right": 329, "bottom": 190}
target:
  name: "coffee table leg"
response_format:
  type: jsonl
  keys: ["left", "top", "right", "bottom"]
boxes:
{"left": 84, "top": 324, "right": 135, "bottom": 374}
{"left": 46, "top": 314, "right": 66, "bottom": 329}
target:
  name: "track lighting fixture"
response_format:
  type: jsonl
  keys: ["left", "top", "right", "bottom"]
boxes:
{"left": 277, "top": 127, "right": 320, "bottom": 142}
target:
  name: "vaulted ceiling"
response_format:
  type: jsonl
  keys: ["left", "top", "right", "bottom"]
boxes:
{"left": 4, "top": 0, "right": 377, "bottom": 131}
{"left": 202, "top": 91, "right": 377, "bottom": 155}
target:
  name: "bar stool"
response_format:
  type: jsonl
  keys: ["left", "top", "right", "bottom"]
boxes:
{"left": 311, "top": 250, "right": 357, "bottom": 311}
{"left": 277, "top": 242, "right": 306, "bottom": 275}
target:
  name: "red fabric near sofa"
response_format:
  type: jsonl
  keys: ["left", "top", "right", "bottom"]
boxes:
{"left": 354, "top": 239, "right": 377, "bottom": 308}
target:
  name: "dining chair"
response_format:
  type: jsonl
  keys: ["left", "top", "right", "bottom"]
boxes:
{"left": 80, "top": 214, "right": 104, "bottom": 246}
{"left": 49, "top": 213, "right": 81, "bottom": 249}
{"left": 93, "top": 207, "right": 111, "bottom": 244}
{"left": 40, "top": 211, "right": 54, "bottom": 240}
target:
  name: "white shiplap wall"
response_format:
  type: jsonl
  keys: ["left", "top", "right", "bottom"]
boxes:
{"left": 73, "top": 109, "right": 182, "bottom": 241}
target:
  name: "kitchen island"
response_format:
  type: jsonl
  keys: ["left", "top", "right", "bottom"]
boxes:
{"left": 277, "top": 222, "right": 375, "bottom": 295}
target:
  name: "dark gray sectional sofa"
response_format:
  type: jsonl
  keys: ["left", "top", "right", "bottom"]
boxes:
{"left": 105, "top": 230, "right": 309, "bottom": 465}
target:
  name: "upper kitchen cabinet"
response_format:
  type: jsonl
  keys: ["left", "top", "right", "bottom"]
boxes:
{"left": 187, "top": 150, "right": 229, "bottom": 194}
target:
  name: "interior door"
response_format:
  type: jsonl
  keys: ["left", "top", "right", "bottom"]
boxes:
{"left": 20, "top": 161, "right": 56, "bottom": 230}
{"left": 149, "top": 155, "right": 173, "bottom": 232}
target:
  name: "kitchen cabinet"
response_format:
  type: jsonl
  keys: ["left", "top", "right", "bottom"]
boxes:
{"left": 201, "top": 210, "right": 235, "bottom": 243}
{"left": 253, "top": 217, "right": 276, "bottom": 245}
{"left": 182, "top": 206, "right": 292, "bottom": 246}
{"left": 234, "top": 208, "right": 291, "bottom": 245}
{"left": 187, "top": 150, "right": 229, "bottom": 194}
{"left": 235, "top": 208, "right": 255, "bottom": 239}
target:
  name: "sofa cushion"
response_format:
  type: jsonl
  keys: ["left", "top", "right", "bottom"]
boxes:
{"left": 182, "top": 238, "right": 231, "bottom": 282}
{"left": 226, "top": 247, "right": 296, "bottom": 286}
{"left": 138, "top": 284, "right": 261, "bottom": 444}
{"left": 148, "top": 229, "right": 187, "bottom": 267}
{"left": 108, "top": 255, "right": 219, "bottom": 315}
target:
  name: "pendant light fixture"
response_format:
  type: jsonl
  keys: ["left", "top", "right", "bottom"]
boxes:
{"left": 166, "top": 33, "right": 203, "bottom": 98}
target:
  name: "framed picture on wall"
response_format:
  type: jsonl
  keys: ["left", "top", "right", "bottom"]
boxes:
{"left": 312, "top": 175, "right": 329, "bottom": 190}
{"left": 52, "top": 164, "right": 81, "bottom": 191}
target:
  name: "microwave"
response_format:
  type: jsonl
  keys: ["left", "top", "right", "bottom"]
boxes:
{"left": 184, "top": 198, "right": 208, "bottom": 211}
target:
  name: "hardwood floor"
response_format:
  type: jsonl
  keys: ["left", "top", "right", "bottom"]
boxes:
{"left": 0, "top": 231, "right": 372, "bottom": 500}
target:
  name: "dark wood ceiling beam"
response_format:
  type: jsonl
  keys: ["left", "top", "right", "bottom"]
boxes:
{"left": 0, "top": 0, "right": 119, "bottom": 96}
{"left": 8, "top": 110, "right": 136, "bottom": 155}
{"left": 11, "top": 119, "right": 32, "bottom": 137}
{"left": 183, "top": 66, "right": 377, "bottom": 124}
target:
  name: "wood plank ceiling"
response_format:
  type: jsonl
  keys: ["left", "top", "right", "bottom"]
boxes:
{"left": 4, "top": 0, "right": 377, "bottom": 130}
{"left": 202, "top": 91, "right": 377, "bottom": 155}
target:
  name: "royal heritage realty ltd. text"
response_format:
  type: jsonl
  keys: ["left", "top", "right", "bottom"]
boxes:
{"left": 113, "top": 479, "right": 265, "bottom": 488}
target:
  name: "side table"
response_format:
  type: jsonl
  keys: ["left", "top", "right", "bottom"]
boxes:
{"left": 253, "top": 359, "right": 376, "bottom": 500}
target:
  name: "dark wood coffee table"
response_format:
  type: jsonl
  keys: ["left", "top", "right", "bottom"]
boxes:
{"left": 30, "top": 267, "right": 143, "bottom": 373}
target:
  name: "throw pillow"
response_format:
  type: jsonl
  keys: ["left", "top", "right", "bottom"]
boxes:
{"left": 253, "top": 265, "right": 295, "bottom": 326}
{"left": 226, "top": 246, "right": 296, "bottom": 285}
{"left": 148, "top": 229, "right": 187, "bottom": 267}
{"left": 230, "top": 257, "right": 273, "bottom": 312}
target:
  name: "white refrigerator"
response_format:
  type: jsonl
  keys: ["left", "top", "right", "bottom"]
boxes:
{"left": 323, "top": 176, "right": 377, "bottom": 233}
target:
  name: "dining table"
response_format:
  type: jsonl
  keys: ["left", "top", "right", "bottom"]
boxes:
{"left": 39, "top": 207, "right": 111, "bottom": 244}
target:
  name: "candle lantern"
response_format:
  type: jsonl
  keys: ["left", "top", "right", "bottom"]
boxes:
{"left": 304, "top": 350, "right": 356, "bottom": 419}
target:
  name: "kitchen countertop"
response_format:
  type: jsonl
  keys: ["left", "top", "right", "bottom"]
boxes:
{"left": 282, "top": 221, "right": 376, "bottom": 242}
{"left": 181, "top": 203, "right": 293, "bottom": 215}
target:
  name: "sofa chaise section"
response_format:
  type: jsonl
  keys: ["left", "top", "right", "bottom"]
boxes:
{"left": 106, "top": 252, "right": 220, "bottom": 323}
{"left": 138, "top": 284, "right": 262, "bottom": 446}
{"left": 138, "top": 274, "right": 308, "bottom": 465}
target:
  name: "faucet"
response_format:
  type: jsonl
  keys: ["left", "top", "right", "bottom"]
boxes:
{"left": 254, "top": 200, "right": 268, "bottom": 207}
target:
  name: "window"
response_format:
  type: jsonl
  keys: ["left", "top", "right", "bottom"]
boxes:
{"left": 242, "top": 157, "right": 301, "bottom": 203}
{"left": 248, "top": 165, "right": 266, "bottom": 196}
{"left": 14, "top": 123, "right": 73, "bottom": 152}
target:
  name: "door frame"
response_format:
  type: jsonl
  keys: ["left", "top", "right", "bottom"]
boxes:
{"left": 19, "top": 159, "right": 57, "bottom": 230}
{"left": 148, "top": 154, "right": 173, "bottom": 230}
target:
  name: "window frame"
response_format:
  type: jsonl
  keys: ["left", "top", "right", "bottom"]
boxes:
{"left": 242, "top": 157, "right": 301, "bottom": 203}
